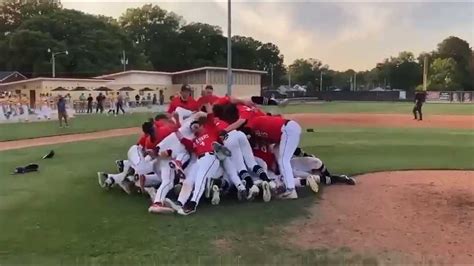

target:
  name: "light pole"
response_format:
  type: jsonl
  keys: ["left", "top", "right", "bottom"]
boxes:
{"left": 226, "top": 0, "right": 232, "bottom": 96}
{"left": 268, "top": 63, "right": 274, "bottom": 88}
{"left": 47, "top": 48, "right": 68, "bottom": 78}
{"left": 121, "top": 50, "right": 128, "bottom": 72}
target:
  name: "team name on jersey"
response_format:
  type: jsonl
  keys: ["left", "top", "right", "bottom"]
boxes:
{"left": 194, "top": 134, "right": 210, "bottom": 146}
{"left": 254, "top": 130, "right": 269, "bottom": 139}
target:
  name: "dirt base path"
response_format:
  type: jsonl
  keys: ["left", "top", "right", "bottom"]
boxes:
{"left": 1, "top": 113, "right": 472, "bottom": 151}
{"left": 286, "top": 170, "right": 474, "bottom": 264}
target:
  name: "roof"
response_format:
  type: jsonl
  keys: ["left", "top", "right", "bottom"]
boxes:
{"left": 0, "top": 71, "right": 27, "bottom": 82}
{"left": 172, "top": 66, "right": 267, "bottom": 75}
{"left": 94, "top": 66, "right": 266, "bottom": 79}
{"left": 94, "top": 70, "right": 172, "bottom": 79}
{"left": 0, "top": 77, "right": 110, "bottom": 87}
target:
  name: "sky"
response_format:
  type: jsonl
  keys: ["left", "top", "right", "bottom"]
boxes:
{"left": 62, "top": 0, "right": 474, "bottom": 71}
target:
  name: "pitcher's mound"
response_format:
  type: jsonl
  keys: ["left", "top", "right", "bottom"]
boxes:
{"left": 286, "top": 170, "right": 474, "bottom": 264}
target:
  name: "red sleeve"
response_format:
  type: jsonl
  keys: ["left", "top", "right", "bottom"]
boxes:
{"left": 179, "top": 138, "right": 194, "bottom": 152}
{"left": 137, "top": 134, "right": 147, "bottom": 147}
{"left": 214, "top": 96, "right": 231, "bottom": 105}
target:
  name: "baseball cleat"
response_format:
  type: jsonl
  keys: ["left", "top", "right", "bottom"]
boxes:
{"left": 278, "top": 189, "right": 298, "bottom": 200}
{"left": 307, "top": 175, "right": 320, "bottom": 194}
{"left": 261, "top": 181, "right": 272, "bottom": 202}
{"left": 148, "top": 202, "right": 174, "bottom": 214}
{"left": 178, "top": 201, "right": 197, "bottom": 216}
{"left": 278, "top": 98, "right": 289, "bottom": 107}
{"left": 115, "top": 160, "right": 124, "bottom": 172}
{"left": 237, "top": 187, "right": 248, "bottom": 202}
{"left": 143, "top": 187, "right": 157, "bottom": 202}
{"left": 97, "top": 172, "right": 110, "bottom": 189}
{"left": 164, "top": 198, "right": 183, "bottom": 212}
{"left": 211, "top": 185, "right": 221, "bottom": 205}
{"left": 247, "top": 185, "right": 260, "bottom": 201}
{"left": 341, "top": 175, "right": 356, "bottom": 185}
{"left": 118, "top": 179, "right": 132, "bottom": 195}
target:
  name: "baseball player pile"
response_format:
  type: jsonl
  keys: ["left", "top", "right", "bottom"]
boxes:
{"left": 97, "top": 84, "right": 356, "bottom": 216}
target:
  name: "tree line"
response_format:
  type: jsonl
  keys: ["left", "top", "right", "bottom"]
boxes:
{"left": 0, "top": 0, "right": 472, "bottom": 91}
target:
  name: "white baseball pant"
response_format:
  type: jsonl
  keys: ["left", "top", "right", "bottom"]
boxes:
{"left": 107, "top": 145, "right": 154, "bottom": 184}
{"left": 223, "top": 130, "right": 266, "bottom": 179}
{"left": 276, "top": 121, "right": 302, "bottom": 190}
{"left": 189, "top": 153, "right": 221, "bottom": 205}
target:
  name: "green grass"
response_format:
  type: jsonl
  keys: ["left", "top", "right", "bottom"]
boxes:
{"left": 1, "top": 127, "right": 473, "bottom": 265}
{"left": 0, "top": 102, "right": 472, "bottom": 141}
{"left": 266, "top": 101, "right": 474, "bottom": 115}
{"left": 0, "top": 112, "right": 156, "bottom": 141}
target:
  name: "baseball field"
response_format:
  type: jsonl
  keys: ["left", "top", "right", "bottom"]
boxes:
{"left": 0, "top": 101, "right": 473, "bottom": 265}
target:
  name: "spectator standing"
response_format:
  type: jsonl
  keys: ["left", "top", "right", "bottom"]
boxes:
{"left": 116, "top": 92, "right": 125, "bottom": 115}
{"left": 96, "top": 93, "right": 105, "bottom": 113}
{"left": 87, "top": 94, "right": 93, "bottom": 113}
{"left": 159, "top": 90, "right": 164, "bottom": 105}
{"left": 79, "top": 93, "right": 86, "bottom": 113}
{"left": 57, "top": 95, "right": 68, "bottom": 128}
{"left": 152, "top": 94, "right": 157, "bottom": 105}
{"left": 135, "top": 94, "right": 140, "bottom": 106}
{"left": 107, "top": 93, "right": 116, "bottom": 115}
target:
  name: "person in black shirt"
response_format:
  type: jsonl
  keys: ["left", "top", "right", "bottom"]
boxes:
{"left": 96, "top": 93, "right": 105, "bottom": 113}
{"left": 413, "top": 91, "right": 426, "bottom": 121}
{"left": 87, "top": 94, "right": 93, "bottom": 113}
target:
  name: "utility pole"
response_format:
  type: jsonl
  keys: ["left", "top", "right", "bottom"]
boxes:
{"left": 288, "top": 71, "right": 291, "bottom": 88}
{"left": 319, "top": 71, "right": 323, "bottom": 91}
{"left": 226, "top": 0, "right": 232, "bottom": 96}
{"left": 121, "top": 50, "right": 128, "bottom": 72}
{"left": 423, "top": 56, "right": 428, "bottom": 91}
{"left": 270, "top": 63, "right": 274, "bottom": 88}
{"left": 47, "top": 49, "right": 68, "bottom": 78}
{"left": 354, "top": 72, "right": 357, "bottom": 91}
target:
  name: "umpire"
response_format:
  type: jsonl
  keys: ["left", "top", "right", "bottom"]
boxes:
{"left": 413, "top": 90, "right": 426, "bottom": 121}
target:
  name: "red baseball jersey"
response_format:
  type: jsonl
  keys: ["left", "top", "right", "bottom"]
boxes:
{"left": 213, "top": 96, "right": 231, "bottom": 106}
{"left": 237, "top": 104, "right": 266, "bottom": 120}
{"left": 167, "top": 96, "right": 198, "bottom": 113}
{"left": 144, "top": 125, "right": 176, "bottom": 149}
{"left": 154, "top": 119, "right": 178, "bottom": 131}
{"left": 137, "top": 134, "right": 148, "bottom": 147}
{"left": 246, "top": 116, "right": 287, "bottom": 143}
{"left": 197, "top": 95, "right": 220, "bottom": 107}
{"left": 214, "top": 117, "right": 229, "bottom": 131}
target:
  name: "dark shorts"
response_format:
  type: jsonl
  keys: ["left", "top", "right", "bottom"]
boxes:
{"left": 58, "top": 111, "right": 68, "bottom": 120}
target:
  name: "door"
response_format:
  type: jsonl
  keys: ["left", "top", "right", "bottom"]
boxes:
{"left": 29, "top": 90, "right": 36, "bottom": 108}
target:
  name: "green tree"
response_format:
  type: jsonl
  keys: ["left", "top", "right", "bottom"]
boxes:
{"left": 119, "top": 4, "right": 183, "bottom": 71}
{"left": 0, "top": 0, "right": 61, "bottom": 34}
{"left": 8, "top": 9, "right": 150, "bottom": 77}
{"left": 256, "top": 43, "right": 286, "bottom": 87}
{"left": 428, "top": 58, "right": 460, "bottom": 91}
{"left": 437, "top": 36, "right": 472, "bottom": 90}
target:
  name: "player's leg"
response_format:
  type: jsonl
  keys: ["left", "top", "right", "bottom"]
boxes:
{"left": 178, "top": 154, "right": 221, "bottom": 215}
{"left": 277, "top": 121, "right": 302, "bottom": 199}
{"left": 223, "top": 131, "right": 254, "bottom": 189}
{"left": 221, "top": 156, "right": 248, "bottom": 201}
{"left": 412, "top": 104, "right": 418, "bottom": 120}
{"left": 149, "top": 159, "right": 175, "bottom": 214}
{"left": 418, "top": 103, "right": 423, "bottom": 121}
{"left": 234, "top": 131, "right": 271, "bottom": 182}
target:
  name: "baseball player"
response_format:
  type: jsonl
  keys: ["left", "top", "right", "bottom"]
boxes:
{"left": 164, "top": 106, "right": 247, "bottom": 216}
{"left": 241, "top": 115, "right": 302, "bottom": 199}
{"left": 212, "top": 104, "right": 272, "bottom": 201}
{"left": 167, "top": 84, "right": 198, "bottom": 124}
{"left": 148, "top": 111, "right": 213, "bottom": 213}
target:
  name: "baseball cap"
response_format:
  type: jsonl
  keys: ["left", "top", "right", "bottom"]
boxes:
{"left": 181, "top": 84, "right": 192, "bottom": 91}
{"left": 205, "top": 85, "right": 213, "bottom": 90}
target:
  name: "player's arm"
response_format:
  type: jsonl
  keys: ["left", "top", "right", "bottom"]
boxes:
{"left": 224, "top": 118, "right": 246, "bottom": 132}
{"left": 175, "top": 130, "right": 195, "bottom": 153}
{"left": 167, "top": 98, "right": 176, "bottom": 113}
{"left": 229, "top": 97, "right": 255, "bottom": 107}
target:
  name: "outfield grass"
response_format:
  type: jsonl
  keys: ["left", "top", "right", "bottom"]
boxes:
{"left": 0, "top": 102, "right": 472, "bottom": 141}
{"left": 1, "top": 127, "right": 473, "bottom": 265}
{"left": 0, "top": 112, "right": 156, "bottom": 141}
{"left": 266, "top": 101, "right": 474, "bottom": 115}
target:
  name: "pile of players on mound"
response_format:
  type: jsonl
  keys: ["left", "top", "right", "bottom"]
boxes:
{"left": 97, "top": 84, "right": 355, "bottom": 216}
